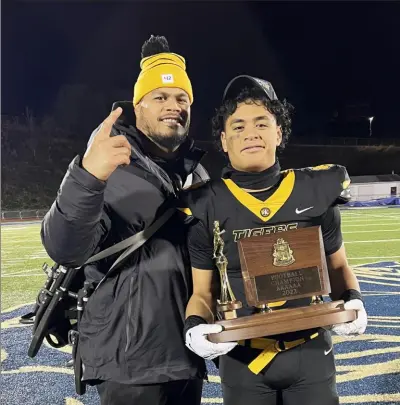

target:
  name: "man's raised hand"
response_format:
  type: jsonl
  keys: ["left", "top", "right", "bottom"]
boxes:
{"left": 82, "top": 107, "right": 131, "bottom": 181}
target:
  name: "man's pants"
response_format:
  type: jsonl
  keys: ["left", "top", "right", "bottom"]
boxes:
{"left": 96, "top": 378, "right": 203, "bottom": 405}
{"left": 219, "top": 330, "right": 339, "bottom": 405}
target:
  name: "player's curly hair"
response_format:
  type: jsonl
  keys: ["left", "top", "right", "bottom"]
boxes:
{"left": 211, "top": 86, "right": 294, "bottom": 152}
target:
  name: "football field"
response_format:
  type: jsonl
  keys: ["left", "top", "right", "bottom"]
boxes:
{"left": 1, "top": 207, "right": 400, "bottom": 404}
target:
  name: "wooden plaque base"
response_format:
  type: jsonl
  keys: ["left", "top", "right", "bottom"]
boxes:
{"left": 208, "top": 300, "right": 357, "bottom": 343}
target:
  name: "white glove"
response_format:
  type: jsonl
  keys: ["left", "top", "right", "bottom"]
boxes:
{"left": 331, "top": 299, "right": 368, "bottom": 337}
{"left": 185, "top": 323, "right": 237, "bottom": 360}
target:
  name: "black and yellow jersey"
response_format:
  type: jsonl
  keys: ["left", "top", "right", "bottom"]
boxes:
{"left": 182, "top": 164, "right": 351, "bottom": 318}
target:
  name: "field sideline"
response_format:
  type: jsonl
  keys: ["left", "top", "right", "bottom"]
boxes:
{"left": 2, "top": 207, "right": 399, "bottom": 310}
{"left": 1, "top": 207, "right": 400, "bottom": 404}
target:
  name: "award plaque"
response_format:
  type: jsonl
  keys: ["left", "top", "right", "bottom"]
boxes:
{"left": 208, "top": 222, "right": 357, "bottom": 343}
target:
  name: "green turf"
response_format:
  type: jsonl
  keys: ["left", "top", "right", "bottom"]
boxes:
{"left": 1, "top": 224, "right": 54, "bottom": 310}
{"left": 1, "top": 208, "right": 400, "bottom": 311}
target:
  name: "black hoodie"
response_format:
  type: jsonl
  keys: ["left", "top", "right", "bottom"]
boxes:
{"left": 41, "top": 101, "right": 209, "bottom": 384}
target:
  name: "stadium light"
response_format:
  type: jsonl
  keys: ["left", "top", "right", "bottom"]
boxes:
{"left": 368, "top": 116, "right": 374, "bottom": 137}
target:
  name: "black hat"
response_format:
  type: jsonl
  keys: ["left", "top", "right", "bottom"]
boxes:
{"left": 222, "top": 75, "right": 278, "bottom": 102}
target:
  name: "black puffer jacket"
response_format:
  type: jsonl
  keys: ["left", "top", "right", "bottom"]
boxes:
{"left": 41, "top": 101, "right": 209, "bottom": 384}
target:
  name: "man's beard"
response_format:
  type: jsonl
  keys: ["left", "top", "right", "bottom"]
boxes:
{"left": 145, "top": 119, "right": 190, "bottom": 151}
{"left": 147, "top": 130, "right": 188, "bottom": 150}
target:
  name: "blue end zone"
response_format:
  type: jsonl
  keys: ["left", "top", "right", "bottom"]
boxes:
{"left": 1, "top": 261, "right": 400, "bottom": 405}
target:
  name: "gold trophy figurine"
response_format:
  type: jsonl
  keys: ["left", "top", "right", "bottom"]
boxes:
{"left": 213, "top": 221, "right": 242, "bottom": 320}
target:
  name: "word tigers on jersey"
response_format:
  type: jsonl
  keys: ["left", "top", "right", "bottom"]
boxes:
{"left": 232, "top": 223, "right": 299, "bottom": 242}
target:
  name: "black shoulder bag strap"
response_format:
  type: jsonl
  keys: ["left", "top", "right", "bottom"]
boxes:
{"left": 77, "top": 206, "right": 176, "bottom": 290}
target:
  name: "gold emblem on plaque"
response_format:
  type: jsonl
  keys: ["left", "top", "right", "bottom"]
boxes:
{"left": 273, "top": 238, "right": 295, "bottom": 267}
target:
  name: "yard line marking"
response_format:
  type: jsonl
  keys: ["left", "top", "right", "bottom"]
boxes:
{"left": 351, "top": 274, "right": 400, "bottom": 282}
{"left": 343, "top": 214, "right": 400, "bottom": 220}
{"left": 343, "top": 229, "right": 400, "bottom": 234}
{"left": 2, "top": 302, "right": 36, "bottom": 313}
{"left": 1, "top": 273, "right": 44, "bottom": 278}
{"left": 342, "top": 225, "right": 398, "bottom": 228}
{"left": 347, "top": 256, "right": 400, "bottom": 259}
{"left": 1, "top": 259, "right": 397, "bottom": 278}
{"left": 341, "top": 219, "right": 399, "bottom": 224}
{"left": 341, "top": 221, "right": 400, "bottom": 226}
{"left": 341, "top": 212, "right": 399, "bottom": 216}
{"left": 351, "top": 279, "right": 400, "bottom": 287}
{"left": 1, "top": 227, "right": 33, "bottom": 231}
{"left": 345, "top": 239, "right": 400, "bottom": 244}
{"left": 2, "top": 268, "right": 46, "bottom": 275}
{"left": 363, "top": 292, "right": 400, "bottom": 296}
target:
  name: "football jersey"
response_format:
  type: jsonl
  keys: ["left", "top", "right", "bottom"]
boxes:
{"left": 182, "top": 164, "right": 350, "bottom": 318}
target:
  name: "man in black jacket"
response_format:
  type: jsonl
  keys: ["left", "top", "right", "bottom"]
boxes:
{"left": 41, "top": 35, "right": 208, "bottom": 405}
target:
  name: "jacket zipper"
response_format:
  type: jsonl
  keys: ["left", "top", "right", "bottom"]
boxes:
{"left": 125, "top": 275, "right": 135, "bottom": 352}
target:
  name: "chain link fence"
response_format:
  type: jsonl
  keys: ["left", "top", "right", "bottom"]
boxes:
{"left": 1, "top": 209, "right": 49, "bottom": 221}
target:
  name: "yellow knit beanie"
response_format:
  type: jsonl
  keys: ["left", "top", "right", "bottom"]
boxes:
{"left": 133, "top": 52, "right": 193, "bottom": 106}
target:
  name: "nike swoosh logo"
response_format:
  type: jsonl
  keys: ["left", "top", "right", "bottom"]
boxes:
{"left": 295, "top": 206, "right": 314, "bottom": 214}
{"left": 324, "top": 346, "right": 333, "bottom": 355}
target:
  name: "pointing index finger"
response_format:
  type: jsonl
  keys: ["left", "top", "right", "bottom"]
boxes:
{"left": 98, "top": 107, "right": 123, "bottom": 138}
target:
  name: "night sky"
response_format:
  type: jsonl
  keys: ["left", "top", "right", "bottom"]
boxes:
{"left": 3, "top": 1, "right": 400, "bottom": 140}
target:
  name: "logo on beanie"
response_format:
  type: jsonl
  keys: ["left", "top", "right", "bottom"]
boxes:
{"left": 162, "top": 74, "right": 174, "bottom": 84}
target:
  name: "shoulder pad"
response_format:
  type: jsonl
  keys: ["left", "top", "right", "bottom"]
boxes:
{"left": 295, "top": 164, "right": 351, "bottom": 205}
